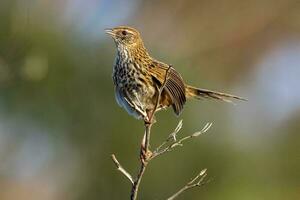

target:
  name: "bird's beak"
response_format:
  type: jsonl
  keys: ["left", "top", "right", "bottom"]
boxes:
{"left": 105, "top": 28, "right": 116, "bottom": 37}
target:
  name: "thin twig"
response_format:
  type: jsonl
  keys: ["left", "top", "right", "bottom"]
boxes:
{"left": 130, "top": 66, "right": 172, "bottom": 200}
{"left": 154, "top": 120, "right": 183, "bottom": 153}
{"left": 111, "top": 154, "right": 134, "bottom": 185}
{"left": 167, "top": 169, "right": 208, "bottom": 200}
{"left": 130, "top": 124, "right": 150, "bottom": 200}
{"left": 151, "top": 122, "right": 212, "bottom": 159}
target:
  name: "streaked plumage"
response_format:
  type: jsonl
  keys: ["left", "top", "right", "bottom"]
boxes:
{"left": 106, "top": 26, "right": 246, "bottom": 121}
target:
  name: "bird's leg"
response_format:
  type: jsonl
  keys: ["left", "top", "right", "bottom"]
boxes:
{"left": 140, "top": 131, "right": 150, "bottom": 164}
{"left": 140, "top": 83, "right": 163, "bottom": 163}
{"left": 140, "top": 111, "right": 156, "bottom": 163}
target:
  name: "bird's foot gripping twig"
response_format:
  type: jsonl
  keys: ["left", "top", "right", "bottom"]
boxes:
{"left": 140, "top": 130, "right": 153, "bottom": 164}
{"left": 140, "top": 147, "right": 152, "bottom": 164}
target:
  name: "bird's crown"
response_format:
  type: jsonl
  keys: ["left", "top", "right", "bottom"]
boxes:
{"left": 105, "top": 26, "right": 142, "bottom": 47}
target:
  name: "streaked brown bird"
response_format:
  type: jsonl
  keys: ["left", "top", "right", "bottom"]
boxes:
{"left": 106, "top": 26, "right": 246, "bottom": 122}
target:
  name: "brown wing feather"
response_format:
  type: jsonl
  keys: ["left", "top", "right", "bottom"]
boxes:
{"left": 148, "top": 61, "right": 186, "bottom": 115}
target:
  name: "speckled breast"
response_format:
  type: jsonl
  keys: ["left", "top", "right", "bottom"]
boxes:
{"left": 113, "top": 61, "right": 156, "bottom": 119}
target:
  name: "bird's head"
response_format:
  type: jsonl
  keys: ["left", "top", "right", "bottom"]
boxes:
{"left": 105, "top": 26, "right": 143, "bottom": 49}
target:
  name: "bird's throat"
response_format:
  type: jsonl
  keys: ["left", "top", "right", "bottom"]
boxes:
{"left": 117, "top": 42, "right": 152, "bottom": 64}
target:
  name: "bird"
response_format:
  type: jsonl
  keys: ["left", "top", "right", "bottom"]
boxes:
{"left": 105, "top": 26, "right": 246, "bottom": 123}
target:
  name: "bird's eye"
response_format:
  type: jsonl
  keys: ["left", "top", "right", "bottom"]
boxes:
{"left": 121, "top": 30, "right": 127, "bottom": 36}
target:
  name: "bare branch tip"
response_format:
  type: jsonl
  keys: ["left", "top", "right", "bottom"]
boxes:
{"left": 192, "top": 122, "right": 213, "bottom": 137}
{"left": 171, "top": 120, "right": 183, "bottom": 140}
{"left": 111, "top": 154, "right": 134, "bottom": 185}
{"left": 200, "top": 168, "right": 207, "bottom": 176}
{"left": 111, "top": 154, "right": 119, "bottom": 166}
{"left": 175, "top": 120, "right": 183, "bottom": 132}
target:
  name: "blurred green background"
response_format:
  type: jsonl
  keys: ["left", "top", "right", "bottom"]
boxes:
{"left": 0, "top": 0, "right": 300, "bottom": 199}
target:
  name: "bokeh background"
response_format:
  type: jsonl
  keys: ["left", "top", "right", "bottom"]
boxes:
{"left": 1, "top": 0, "right": 300, "bottom": 199}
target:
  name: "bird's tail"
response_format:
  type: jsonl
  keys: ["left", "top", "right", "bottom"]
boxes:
{"left": 185, "top": 85, "right": 247, "bottom": 103}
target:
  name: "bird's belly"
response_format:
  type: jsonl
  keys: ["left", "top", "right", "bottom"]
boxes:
{"left": 114, "top": 82, "right": 156, "bottom": 119}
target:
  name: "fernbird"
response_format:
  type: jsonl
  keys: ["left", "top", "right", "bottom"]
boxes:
{"left": 106, "top": 26, "right": 245, "bottom": 122}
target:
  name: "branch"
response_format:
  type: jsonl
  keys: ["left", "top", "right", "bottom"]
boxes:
{"left": 130, "top": 123, "right": 150, "bottom": 200}
{"left": 111, "top": 154, "right": 134, "bottom": 185}
{"left": 151, "top": 122, "right": 212, "bottom": 159}
{"left": 167, "top": 169, "right": 208, "bottom": 200}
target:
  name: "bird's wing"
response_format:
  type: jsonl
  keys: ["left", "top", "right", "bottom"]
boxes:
{"left": 148, "top": 61, "right": 186, "bottom": 115}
